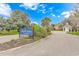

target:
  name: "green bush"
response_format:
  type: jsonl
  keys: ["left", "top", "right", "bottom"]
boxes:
{"left": 32, "top": 24, "right": 52, "bottom": 40}
{"left": 34, "top": 27, "right": 48, "bottom": 39}
{"left": 0, "top": 30, "right": 18, "bottom": 36}
{"left": 40, "top": 27, "right": 48, "bottom": 38}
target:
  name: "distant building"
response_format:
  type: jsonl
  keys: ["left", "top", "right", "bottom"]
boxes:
{"left": 63, "top": 23, "right": 72, "bottom": 32}
{"left": 54, "top": 24, "right": 62, "bottom": 31}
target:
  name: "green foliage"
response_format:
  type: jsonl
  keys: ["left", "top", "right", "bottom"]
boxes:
{"left": 41, "top": 17, "right": 52, "bottom": 27}
{"left": 42, "top": 17, "right": 52, "bottom": 22}
{"left": 0, "top": 10, "right": 52, "bottom": 40}
{"left": 33, "top": 24, "right": 41, "bottom": 31}
{"left": 39, "top": 27, "right": 48, "bottom": 37}
{"left": 41, "top": 17, "right": 52, "bottom": 34}
{"left": 11, "top": 10, "right": 30, "bottom": 26}
{"left": 46, "top": 26, "right": 52, "bottom": 34}
{"left": 0, "top": 30, "right": 18, "bottom": 36}
{"left": 33, "top": 24, "right": 48, "bottom": 39}
{"left": 68, "top": 32, "right": 79, "bottom": 36}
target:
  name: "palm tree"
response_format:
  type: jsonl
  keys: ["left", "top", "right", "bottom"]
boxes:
{"left": 41, "top": 17, "right": 52, "bottom": 27}
{"left": 41, "top": 17, "right": 52, "bottom": 32}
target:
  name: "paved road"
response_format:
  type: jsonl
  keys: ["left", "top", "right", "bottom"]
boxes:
{"left": 0, "top": 35, "right": 19, "bottom": 43}
{"left": 0, "top": 31, "right": 79, "bottom": 56}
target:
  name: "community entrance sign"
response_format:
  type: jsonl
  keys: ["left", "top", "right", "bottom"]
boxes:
{"left": 20, "top": 27, "right": 33, "bottom": 38}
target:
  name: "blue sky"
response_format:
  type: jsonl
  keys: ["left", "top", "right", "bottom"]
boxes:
{"left": 0, "top": 3, "right": 75, "bottom": 24}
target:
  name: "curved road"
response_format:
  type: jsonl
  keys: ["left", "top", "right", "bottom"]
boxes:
{"left": 0, "top": 31, "right": 79, "bottom": 56}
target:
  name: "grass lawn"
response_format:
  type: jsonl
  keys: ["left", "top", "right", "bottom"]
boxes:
{"left": 0, "top": 30, "right": 19, "bottom": 36}
{"left": 52, "top": 30, "right": 62, "bottom": 32}
{"left": 68, "top": 32, "right": 79, "bottom": 36}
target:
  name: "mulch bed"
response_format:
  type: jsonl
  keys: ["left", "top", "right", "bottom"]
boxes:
{"left": 0, "top": 38, "right": 34, "bottom": 51}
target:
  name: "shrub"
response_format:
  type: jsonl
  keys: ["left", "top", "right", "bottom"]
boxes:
{"left": 40, "top": 27, "right": 48, "bottom": 38}
{"left": 34, "top": 27, "right": 48, "bottom": 39}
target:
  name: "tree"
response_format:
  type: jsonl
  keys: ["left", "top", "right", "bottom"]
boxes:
{"left": 51, "top": 24, "right": 55, "bottom": 30}
{"left": 41, "top": 17, "right": 52, "bottom": 32}
{"left": 31, "top": 23, "right": 48, "bottom": 39}
{"left": 41, "top": 17, "right": 52, "bottom": 27}
{"left": 11, "top": 10, "right": 31, "bottom": 38}
{"left": 0, "top": 17, "right": 7, "bottom": 31}
{"left": 11, "top": 10, "right": 30, "bottom": 27}
{"left": 62, "top": 9, "right": 79, "bottom": 32}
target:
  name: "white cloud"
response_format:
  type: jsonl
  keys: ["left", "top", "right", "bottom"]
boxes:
{"left": 39, "top": 4, "right": 46, "bottom": 9}
{"left": 0, "top": 3, "right": 12, "bottom": 17}
{"left": 38, "top": 4, "right": 47, "bottom": 14}
{"left": 57, "top": 15, "right": 60, "bottom": 17}
{"left": 49, "top": 7, "right": 53, "bottom": 10}
{"left": 61, "top": 11, "right": 71, "bottom": 18}
{"left": 49, "top": 7, "right": 53, "bottom": 11}
{"left": 20, "top": 3, "right": 39, "bottom": 10}
{"left": 51, "top": 13, "right": 55, "bottom": 17}
{"left": 39, "top": 9, "right": 46, "bottom": 14}
{"left": 20, "top": 3, "right": 48, "bottom": 14}
{"left": 31, "top": 21, "right": 38, "bottom": 25}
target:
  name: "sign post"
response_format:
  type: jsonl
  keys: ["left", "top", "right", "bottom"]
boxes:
{"left": 32, "top": 24, "right": 35, "bottom": 40}
{"left": 32, "top": 25, "right": 34, "bottom": 40}
{"left": 19, "top": 27, "right": 33, "bottom": 39}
